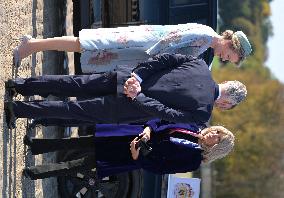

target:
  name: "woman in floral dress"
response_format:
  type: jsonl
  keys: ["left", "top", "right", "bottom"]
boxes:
{"left": 13, "top": 23, "right": 252, "bottom": 72}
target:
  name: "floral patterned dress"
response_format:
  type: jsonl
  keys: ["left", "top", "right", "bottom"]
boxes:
{"left": 79, "top": 23, "right": 217, "bottom": 73}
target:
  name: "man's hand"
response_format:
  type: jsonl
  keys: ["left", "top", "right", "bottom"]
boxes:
{"left": 138, "top": 126, "right": 151, "bottom": 142}
{"left": 130, "top": 137, "right": 140, "bottom": 160}
{"left": 124, "top": 76, "right": 141, "bottom": 100}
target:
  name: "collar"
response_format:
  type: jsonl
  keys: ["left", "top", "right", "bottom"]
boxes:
{"left": 214, "top": 84, "right": 221, "bottom": 100}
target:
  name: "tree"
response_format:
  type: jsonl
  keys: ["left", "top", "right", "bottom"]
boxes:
{"left": 211, "top": 67, "right": 284, "bottom": 198}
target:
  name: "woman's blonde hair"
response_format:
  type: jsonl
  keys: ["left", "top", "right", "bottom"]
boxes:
{"left": 200, "top": 126, "right": 235, "bottom": 163}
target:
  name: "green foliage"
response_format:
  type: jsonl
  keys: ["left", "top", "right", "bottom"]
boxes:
{"left": 209, "top": 1, "right": 283, "bottom": 197}
{"left": 261, "top": 18, "right": 273, "bottom": 44}
{"left": 261, "top": 0, "right": 272, "bottom": 17}
{"left": 231, "top": 17, "right": 255, "bottom": 35}
{"left": 218, "top": 0, "right": 242, "bottom": 27}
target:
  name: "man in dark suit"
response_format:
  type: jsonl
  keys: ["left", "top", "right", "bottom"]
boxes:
{"left": 4, "top": 54, "right": 247, "bottom": 129}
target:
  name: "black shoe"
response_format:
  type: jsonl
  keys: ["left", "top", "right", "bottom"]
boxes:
{"left": 5, "top": 79, "right": 17, "bottom": 99}
{"left": 4, "top": 101, "right": 16, "bottom": 129}
{"left": 23, "top": 135, "right": 33, "bottom": 146}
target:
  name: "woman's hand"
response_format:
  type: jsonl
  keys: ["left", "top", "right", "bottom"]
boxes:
{"left": 139, "top": 126, "right": 151, "bottom": 142}
{"left": 130, "top": 137, "right": 141, "bottom": 160}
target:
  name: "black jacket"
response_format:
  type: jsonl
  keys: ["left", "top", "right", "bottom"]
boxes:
{"left": 116, "top": 53, "right": 218, "bottom": 125}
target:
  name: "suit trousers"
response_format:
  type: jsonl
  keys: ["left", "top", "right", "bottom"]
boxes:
{"left": 14, "top": 73, "right": 117, "bottom": 98}
{"left": 25, "top": 154, "right": 96, "bottom": 180}
{"left": 28, "top": 135, "right": 95, "bottom": 155}
{"left": 13, "top": 73, "right": 119, "bottom": 122}
{"left": 13, "top": 96, "right": 121, "bottom": 123}
{"left": 25, "top": 135, "right": 96, "bottom": 180}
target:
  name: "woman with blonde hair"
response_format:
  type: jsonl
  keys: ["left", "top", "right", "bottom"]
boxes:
{"left": 197, "top": 125, "right": 235, "bottom": 163}
{"left": 22, "top": 119, "right": 234, "bottom": 180}
{"left": 13, "top": 23, "right": 251, "bottom": 72}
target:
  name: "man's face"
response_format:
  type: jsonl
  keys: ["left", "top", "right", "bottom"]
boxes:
{"left": 215, "top": 97, "right": 233, "bottom": 110}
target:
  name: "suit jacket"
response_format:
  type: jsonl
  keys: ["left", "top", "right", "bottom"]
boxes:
{"left": 94, "top": 119, "right": 203, "bottom": 178}
{"left": 115, "top": 53, "right": 218, "bottom": 125}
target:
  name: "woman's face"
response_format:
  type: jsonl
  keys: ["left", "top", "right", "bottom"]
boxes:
{"left": 202, "top": 128, "right": 224, "bottom": 147}
{"left": 214, "top": 40, "right": 240, "bottom": 63}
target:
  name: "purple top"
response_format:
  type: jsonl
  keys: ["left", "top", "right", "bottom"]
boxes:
{"left": 94, "top": 119, "right": 203, "bottom": 178}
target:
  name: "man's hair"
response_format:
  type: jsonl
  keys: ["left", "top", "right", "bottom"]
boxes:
{"left": 224, "top": 80, "right": 247, "bottom": 109}
{"left": 201, "top": 126, "right": 235, "bottom": 163}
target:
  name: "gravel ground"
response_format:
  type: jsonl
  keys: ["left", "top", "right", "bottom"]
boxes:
{"left": 0, "top": 0, "right": 73, "bottom": 197}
